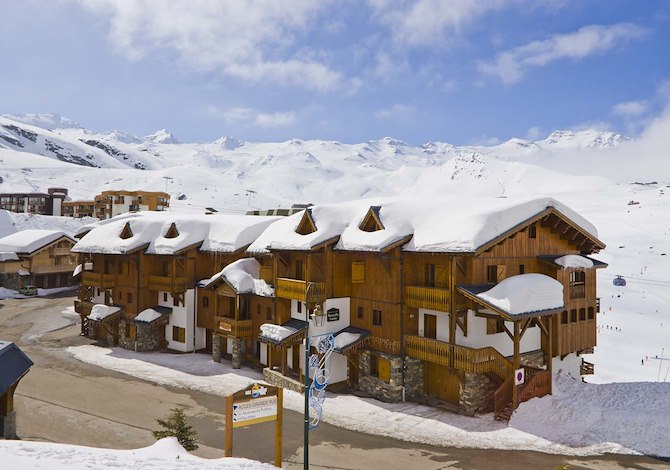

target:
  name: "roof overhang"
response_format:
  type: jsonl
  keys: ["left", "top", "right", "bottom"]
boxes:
{"left": 537, "top": 254, "right": 609, "bottom": 270}
{"left": 457, "top": 284, "right": 563, "bottom": 321}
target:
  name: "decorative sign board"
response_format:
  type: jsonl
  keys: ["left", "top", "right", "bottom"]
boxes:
{"left": 219, "top": 321, "right": 232, "bottom": 332}
{"left": 233, "top": 396, "right": 277, "bottom": 428}
{"left": 225, "top": 383, "right": 283, "bottom": 467}
{"left": 514, "top": 368, "right": 525, "bottom": 386}
{"left": 326, "top": 308, "right": 340, "bottom": 322}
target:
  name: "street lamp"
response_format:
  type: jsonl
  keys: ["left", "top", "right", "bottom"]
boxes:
{"left": 303, "top": 282, "right": 323, "bottom": 470}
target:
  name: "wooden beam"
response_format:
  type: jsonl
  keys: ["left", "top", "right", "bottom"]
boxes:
{"left": 503, "top": 323, "right": 514, "bottom": 342}
{"left": 519, "top": 318, "right": 532, "bottom": 339}
{"left": 513, "top": 321, "right": 520, "bottom": 409}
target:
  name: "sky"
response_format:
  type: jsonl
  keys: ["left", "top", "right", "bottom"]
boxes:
{"left": 1, "top": 0, "right": 669, "bottom": 145}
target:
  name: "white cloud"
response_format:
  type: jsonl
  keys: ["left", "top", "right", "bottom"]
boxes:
{"left": 75, "top": 0, "right": 346, "bottom": 92}
{"left": 479, "top": 23, "right": 648, "bottom": 84}
{"left": 254, "top": 112, "right": 296, "bottom": 128}
{"left": 209, "top": 107, "right": 296, "bottom": 128}
{"left": 368, "top": 0, "right": 514, "bottom": 47}
{"left": 525, "top": 126, "right": 545, "bottom": 140}
{"left": 612, "top": 100, "right": 649, "bottom": 118}
{"left": 375, "top": 104, "right": 415, "bottom": 119}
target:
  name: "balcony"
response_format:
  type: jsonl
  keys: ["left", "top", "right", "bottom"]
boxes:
{"left": 580, "top": 360, "right": 595, "bottom": 375}
{"left": 405, "top": 335, "right": 513, "bottom": 379}
{"left": 147, "top": 275, "right": 188, "bottom": 293}
{"left": 275, "top": 278, "right": 325, "bottom": 303}
{"left": 53, "top": 247, "right": 72, "bottom": 256}
{"left": 31, "top": 264, "right": 77, "bottom": 274}
{"left": 82, "top": 272, "right": 115, "bottom": 288}
{"left": 216, "top": 317, "right": 254, "bottom": 338}
{"left": 405, "top": 285, "right": 450, "bottom": 312}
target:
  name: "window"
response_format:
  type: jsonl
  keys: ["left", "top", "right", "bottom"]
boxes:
{"left": 163, "top": 292, "right": 168, "bottom": 302}
{"left": 528, "top": 224, "right": 537, "bottom": 239}
{"left": 570, "top": 309, "right": 577, "bottom": 323}
{"left": 569, "top": 271, "right": 586, "bottom": 286}
{"left": 126, "top": 292, "right": 132, "bottom": 304}
{"left": 369, "top": 353, "right": 378, "bottom": 377}
{"left": 266, "top": 307, "right": 273, "bottom": 321}
{"left": 579, "top": 308, "right": 586, "bottom": 322}
{"left": 352, "top": 262, "right": 365, "bottom": 283}
{"left": 487, "top": 318, "right": 505, "bottom": 334}
{"left": 357, "top": 306, "right": 363, "bottom": 320}
{"left": 163, "top": 261, "right": 171, "bottom": 276}
{"left": 519, "top": 264, "right": 525, "bottom": 275}
{"left": 97, "top": 288, "right": 101, "bottom": 297}
{"left": 173, "top": 296, "right": 180, "bottom": 307}
{"left": 295, "top": 259, "right": 304, "bottom": 280}
{"left": 172, "top": 326, "right": 186, "bottom": 343}
{"left": 297, "top": 302, "right": 302, "bottom": 314}
{"left": 373, "top": 309, "right": 382, "bottom": 326}
{"left": 487, "top": 265, "right": 498, "bottom": 283}
{"left": 588, "top": 307, "right": 595, "bottom": 320}
{"left": 202, "top": 296, "right": 209, "bottom": 308}
{"left": 425, "top": 263, "right": 436, "bottom": 287}
{"left": 561, "top": 310, "right": 568, "bottom": 324}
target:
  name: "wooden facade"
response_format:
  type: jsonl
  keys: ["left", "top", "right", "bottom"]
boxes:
{"left": 73, "top": 201, "right": 605, "bottom": 418}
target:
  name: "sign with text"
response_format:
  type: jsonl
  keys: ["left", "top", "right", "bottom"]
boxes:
{"left": 326, "top": 308, "right": 340, "bottom": 322}
{"left": 233, "top": 396, "right": 277, "bottom": 428}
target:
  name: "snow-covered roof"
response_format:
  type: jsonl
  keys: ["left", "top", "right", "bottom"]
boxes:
{"left": 258, "top": 319, "right": 306, "bottom": 345}
{"left": 0, "top": 252, "right": 19, "bottom": 262}
{"left": 199, "top": 258, "right": 274, "bottom": 297}
{"left": 135, "top": 307, "right": 170, "bottom": 323}
{"left": 554, "top": 255, "right": 594, "bottom": 269}
{"left": 463, "top": 274, "right": 564, "bottom": 318}
{"left": 72, "top": 212, "right": 281, "bottom": 255}
{"left": 0, "top": 230, "right": 74, "bottom": 254}
{"left": 87, "top": 304, "right": 121, "bottom": 322}
{"left": 248, "top": 196, "right": 602, "bottom": 254}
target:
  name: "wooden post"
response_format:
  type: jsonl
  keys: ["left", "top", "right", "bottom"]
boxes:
{"left": 547, "top": 315, "right": 553, "bottom": 395}
{"left": 275, "top": 388, "right": 283, "bottom": 467}
{"left": 225, "top": 394, "right": 233, "bottom": 457}
{"left": 512, "top": 320, "right": 520, "bottom": 409}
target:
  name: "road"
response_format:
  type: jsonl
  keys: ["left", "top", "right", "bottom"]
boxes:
{"left": 0, "top": 294, "right": 667, "bottom": 470}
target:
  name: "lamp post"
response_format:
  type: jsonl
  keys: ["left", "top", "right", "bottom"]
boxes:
{"left": 304, "top": 282, "right": 325, "bottom": 470}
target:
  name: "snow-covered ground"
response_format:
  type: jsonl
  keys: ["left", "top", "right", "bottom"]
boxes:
{"left": 0, "top": 286, "right": 76, "bottom": 300}
{"left": 66, "top": 345, "right": 669, "bottom": 458}
{"left": 0, "top": 437, "right": 273, "bottom": 470}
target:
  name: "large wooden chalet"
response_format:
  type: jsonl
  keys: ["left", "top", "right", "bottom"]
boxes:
{"left": 72, "top": 197, "right": 606, "bottom": 417}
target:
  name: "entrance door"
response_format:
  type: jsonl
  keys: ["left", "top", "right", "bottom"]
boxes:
{"left": 424, "top": 314, "right": 437, "bottom": 339}
{"left": 425, "top": 363, "right": 460, "bottom": 403}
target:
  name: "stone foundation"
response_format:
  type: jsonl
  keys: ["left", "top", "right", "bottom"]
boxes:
{"left": 212, "top": 333, "right": 222, "bottom": 363}
{"left": 460, "top": 372, "right": 495, "bottom": 414}
{"left": 0, "top": 411, "right": 17, "bottom": 439}
{"left": 231, "top": 338, "right": 242, "bottom": 369}
{"left": 263, "top": 367, "right": 304, "bottom": 393}
{"left": 134, "top": 322, "right": 163, "bottom": 352}
{"left": 358, "top": 351, "right": 408, "bottom": 402}
{"left": 404, "top": 357, "right": 424, "bottom": 401}
{"left": 118, "top": 319, "right": 134, "bottom": 350}
{"left": 519, "top": 349, "right": 546, "bottom": 369}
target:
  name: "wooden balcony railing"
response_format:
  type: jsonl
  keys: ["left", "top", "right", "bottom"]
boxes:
{"left": 31, "top": 264, "right": 77, "bottom": 274}
{"left": 519, "top": 370, "right": 551, "bottom": 402}
{"left": 570, "top": 285, "right": 585, "bottom": 300}
{"left": 405, "top": 285, "right": 449, "bottom": 312}
{"left": 405, "top": 335, "right": 513, "bottom": 380}
{"left": 275, "top": 278, "right": 325, "bottom": 303}
{"left": 82, "top": 272, "right": 115, "bottom": 288}
{"left": 216, "top": 317, "right": 254, "bottom": 338}
{"left": 147, "top": 275, "right": 188, "bottom": 293}
{"left": 53, "top": 247, "right": 72, "bottom": 256}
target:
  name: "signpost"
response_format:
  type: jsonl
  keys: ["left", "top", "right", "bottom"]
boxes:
{"left": 225, "top": 383, "right": 283, "bottom": 467}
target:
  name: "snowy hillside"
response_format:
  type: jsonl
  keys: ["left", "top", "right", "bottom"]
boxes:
{"left": 1, "top": 112, "right": 669, "bottom": 384}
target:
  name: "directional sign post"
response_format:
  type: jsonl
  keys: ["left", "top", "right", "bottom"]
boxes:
{"left": 225, "top": 383, "right": 283, "bottom": 467}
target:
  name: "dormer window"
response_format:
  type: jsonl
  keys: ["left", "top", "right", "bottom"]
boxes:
{"left": 164, "top": 222, "right": 179, "bottom": 239}
{"left": 360, "top": 206, "right": 384, "bottom": 232}
{"left": 119, "top": 222, "right": 133, "bottom": 239}
{"left": 295, "top": 208, "right": 317, "bottom": 235}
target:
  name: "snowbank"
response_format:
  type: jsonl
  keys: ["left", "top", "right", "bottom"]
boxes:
{"left": 259, "top": 323, "right": 295, "bottom": 342}
{"left": 135, "top": 308, "right": 164, "bottom": 323}
{"left": 88, "top": 304, "right": 121, "bottom": 321}
{"left": 477, "top": 274, "right": 564, "bottom": 315}
{"left": 511, "top": 374, "right": 670, "bottom": 457}
{"left": 0, "top": 437, "right": 273, "bottom": 470}
{"left": 0, "top": 229, "right": 73, "bottom": 254}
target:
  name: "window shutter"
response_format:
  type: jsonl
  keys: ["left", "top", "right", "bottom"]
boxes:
{"left": 496, "top": 265, "right": 506, "bottom": 282}
{"left": 378, "top": 357, "right": 391, "bottom": 382}
{"left": 435, "top": 265, "right": 447, "bottom": 288}
{"left": 352, "top": 262, "right": 365, "bottom": 283}
{"left": 486, "top": 318, "right": 497, "bottom": 335}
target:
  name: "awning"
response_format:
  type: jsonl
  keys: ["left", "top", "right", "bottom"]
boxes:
{"left": 457, "top": 273, "right": 564, "bottom": 321}
{"left": 259, "top": 318, "right": 307, "bottom": 346}
{"left": 537, "top": 254, "right": 608, "bottom": 270}
{"left": 332, "top": 326, "right": 370, "bottom": 354}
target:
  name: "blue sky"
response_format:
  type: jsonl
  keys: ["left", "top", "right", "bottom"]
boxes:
{"left": 1, "top": 0, "right": 669, "bottom": 145}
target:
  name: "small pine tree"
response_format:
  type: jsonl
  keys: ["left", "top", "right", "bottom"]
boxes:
{"left": 152, "top": 407, "right": 199, "bottom": 451}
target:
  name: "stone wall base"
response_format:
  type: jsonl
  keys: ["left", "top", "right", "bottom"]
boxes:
{"left": 0, "top": 411, "right": 17, "bottom": 439}
{"left": 212, "top": 333, "right": 222, "bottom": 363}
{"left": 359, "top": 351, "right": 406, "bottom": 402}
